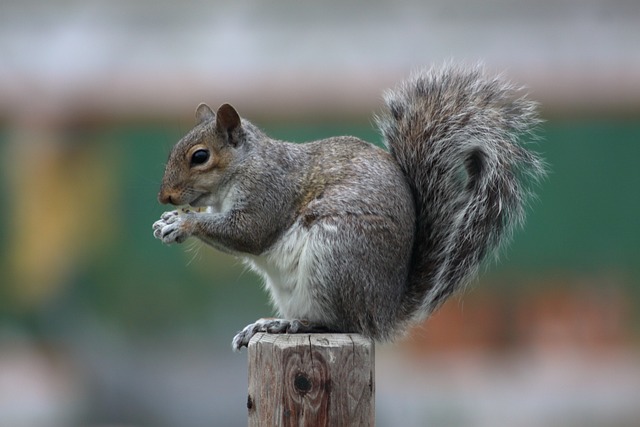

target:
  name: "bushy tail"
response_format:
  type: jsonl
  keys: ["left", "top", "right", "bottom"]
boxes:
{"left": 376, "top": 64, "right": 545, "bottom": 323}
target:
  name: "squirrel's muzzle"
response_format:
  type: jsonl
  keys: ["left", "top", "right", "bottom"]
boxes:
{"left": 158, "top": 190, "right": 175, "bottom": 205}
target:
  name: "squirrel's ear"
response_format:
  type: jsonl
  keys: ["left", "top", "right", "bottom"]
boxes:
{"left": 216, "top": 103, "right": 242, "bottom": 145}
{"left": 196, "top": 103, "right": 215, "bottom": 125}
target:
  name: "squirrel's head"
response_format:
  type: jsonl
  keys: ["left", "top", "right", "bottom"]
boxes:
{"left": 158, "top": 103, "right": 243, "bottom": 207}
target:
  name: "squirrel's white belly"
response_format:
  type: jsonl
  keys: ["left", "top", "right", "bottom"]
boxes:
{"left": 244, "top": 220, "right": 331, "bottom": 322}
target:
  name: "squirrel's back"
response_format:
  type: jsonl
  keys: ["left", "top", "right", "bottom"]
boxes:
{"left": 376, "top": 64, "right": 545, "bottom": 325}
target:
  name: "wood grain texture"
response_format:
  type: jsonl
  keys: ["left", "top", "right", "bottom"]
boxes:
{"left": 247, "top": 333, "right": 375, "bottom": 427}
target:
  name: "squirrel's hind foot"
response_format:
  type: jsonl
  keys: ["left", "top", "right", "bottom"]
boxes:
{"left": 231, "top": 318, "right": 333, "bottom": 351}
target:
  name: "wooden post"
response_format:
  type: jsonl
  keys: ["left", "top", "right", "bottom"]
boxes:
{"left": 247, "top": 333, "right": 375, "bottom": 427}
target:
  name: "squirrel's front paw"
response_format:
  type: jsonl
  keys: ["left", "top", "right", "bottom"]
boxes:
{"left": 152, "top": 210, "right": 192, "bottom": 244}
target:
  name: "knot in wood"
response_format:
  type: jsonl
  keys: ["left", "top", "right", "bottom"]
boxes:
{"left": 294, "top": 372, "right": 312, "bottom": 394}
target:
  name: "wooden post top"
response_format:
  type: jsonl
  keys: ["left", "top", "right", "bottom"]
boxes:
{"left": 247, "top": 333, "right": 375, "bottom": 427}
{"left": 249, "top": 332, "right": 373, "bottom": 349}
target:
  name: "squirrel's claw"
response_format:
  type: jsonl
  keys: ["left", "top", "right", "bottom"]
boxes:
{"left": 231, "top": 318, "right": 334, "bottom": 351}
{"left": 232, "top": 318, "right": 289, "bottom": 351}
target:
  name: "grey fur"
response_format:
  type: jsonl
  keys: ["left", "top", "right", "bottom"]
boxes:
{"left": 152, "top": 64, "right": 545, "bottom": 349}
{"left": 376, "top": 64, "right": 545, "bottom": 323}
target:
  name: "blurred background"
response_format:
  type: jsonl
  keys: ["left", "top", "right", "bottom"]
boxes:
{"left": 1, "top": 0, "right": 639, "bottom": 426}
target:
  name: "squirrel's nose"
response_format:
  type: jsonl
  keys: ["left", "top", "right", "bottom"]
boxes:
{"left": 158, "top": 191, "right": 174, "bottom": 205}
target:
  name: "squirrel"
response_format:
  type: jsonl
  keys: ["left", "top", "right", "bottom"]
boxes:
{"left": 152, "top": 64, "right": 545, "bottom": 351}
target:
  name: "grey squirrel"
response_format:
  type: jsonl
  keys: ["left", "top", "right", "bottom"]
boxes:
{"left": 152, "top": 64, "right": 545, "bottom": 350}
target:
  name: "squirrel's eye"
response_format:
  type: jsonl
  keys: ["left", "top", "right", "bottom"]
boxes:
{"left": 190, "top": 149, "right": 210, "bottom": 166}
